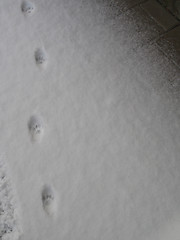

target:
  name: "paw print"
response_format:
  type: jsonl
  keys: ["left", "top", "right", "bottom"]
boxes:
{"left": 42, "top": 185, "right": 56, "bottom": 216}
{"left": 42, "top": 185, "right": 54, "bottom": 205}
{"left": 35, "top": 48, "right": 48, "bottom": 68}
{"left": 21, "top": 1, "right": 35, "bottom": 16}
{"left": 32, "top": 124, "right": 42, "bottom": 135}
{"left": 28, "top": 115, "right": 44, "bottom": 142}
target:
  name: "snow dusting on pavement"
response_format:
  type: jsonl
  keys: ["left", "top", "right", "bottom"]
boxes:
{"left": 0, "top": 0, "right": 180, "bottom": 239}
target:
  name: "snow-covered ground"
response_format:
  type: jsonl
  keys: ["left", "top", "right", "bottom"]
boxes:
{"left": 0, "top": 0, "right": 180, "bottom": 239}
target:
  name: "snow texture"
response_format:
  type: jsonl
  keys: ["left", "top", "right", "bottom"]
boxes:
{"left": 0, "top": 156, "right": 22, "bottom": 240}
{"left": 0, "top": 0, "right": 180, "bottom": 240}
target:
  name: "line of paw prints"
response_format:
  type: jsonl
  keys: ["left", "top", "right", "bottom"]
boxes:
{"left": 21, "top": 2, "right": 48, "bottom": 69}
{"left": 22, "top": 1, "right": 55, "bottom": 220}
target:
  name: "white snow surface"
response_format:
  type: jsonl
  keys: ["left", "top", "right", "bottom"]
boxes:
{"left": 0, "top": 156, "right": 22, "bottom": 240}
{"left": 0, "top": 0, "right": 180, "bottom": 239}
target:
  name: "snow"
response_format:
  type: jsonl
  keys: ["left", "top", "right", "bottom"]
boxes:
{"left": 0, "top": 0, "right": 180, "bottom": 239}
{"left": 0, "top": 156, "right": 22, "bottom": 240}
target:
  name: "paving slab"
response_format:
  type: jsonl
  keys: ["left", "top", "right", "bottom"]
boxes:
{"left": 156, "top": 25, "right": 180, "bottom": 67}
{"left": 110, "top": 0, "right": 147, "bottom": 12}
{"left": 96, "top": 0, "right": 149, "bottom": 22}
{"left": 116, "top": 6, "right": 164, "bottom": 51}
{"left": 141, "top": 0, "right": 179, "bottom": 30}
{"left": 158, "top": 0, "right": 180, "bottom": 20}
{"left": 126, "top": 43, "right": 180, "bottom": 92}
{"left": 104, "top": 5, "right": 164, "bottom": 49}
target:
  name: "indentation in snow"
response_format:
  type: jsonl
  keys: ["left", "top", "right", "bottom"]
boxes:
{"left": 21, "top": 1, "right": 35, "bottom": 16}
{"left": 42, "top": 185, "right": 56, "bottom": 217}
{"left": 34, "top": 48, "right": 48, "bottom": 69}
{"left": 28, "top": 115, "right": 44, "bottom": 142}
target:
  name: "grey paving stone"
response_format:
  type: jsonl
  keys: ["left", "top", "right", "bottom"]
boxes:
{"left": 141, "top": 0, "right": 179, "bottom": 30}
{"left": 156, "top": 26, "right": 180, "bottom": 67}
{"left": 126, "top": 43, "right": 180, "bottom": 92}
{"left": 116, "top": 6, "right": 164, "bottom": 49}
{"left": 89, "top": 4, "right": 164, "bottom": 61}
{"left": 97, "top": 0, "right": 148, "bottom": 21}
{"left": 158, "top": 0, "right": 180, "bottom": 20}
{"left": 101, "top": 5, "right": 164, "bottom": 66}
{"left": 111, "top": 0, "right": 147, "bottom": 12}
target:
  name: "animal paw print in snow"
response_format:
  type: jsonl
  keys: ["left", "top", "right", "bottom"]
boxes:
{"left": 35, "top": 48, "right": 48, "bottom": 68}
{"left": 42, "top": 185, "right": 56, "bottom": 216}
{"left": 28, "top": 115, "right": 44, "bottom": 142}
{"left": 21, "top": 1, "right": 35, "bottom": 16}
